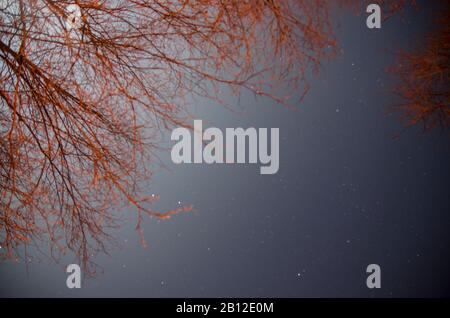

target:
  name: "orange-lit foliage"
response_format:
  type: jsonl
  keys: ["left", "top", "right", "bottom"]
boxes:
{"left": 390, "top": 9, "right": 450, "bottom": 132}
{"left": 0, "top": 0, "right": 337, "bottom": 273}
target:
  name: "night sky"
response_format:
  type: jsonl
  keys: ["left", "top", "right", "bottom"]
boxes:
{"left": 1, "top": 1, "right": 449, "bottom": 297}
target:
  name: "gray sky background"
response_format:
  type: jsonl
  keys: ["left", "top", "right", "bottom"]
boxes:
{"left": 1, "top": 1, "right": 449, "bottom": 297}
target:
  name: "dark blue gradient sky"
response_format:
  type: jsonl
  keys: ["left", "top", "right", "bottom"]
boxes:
{"left": 1, "top": 1, "right": 449, "bottom": 297}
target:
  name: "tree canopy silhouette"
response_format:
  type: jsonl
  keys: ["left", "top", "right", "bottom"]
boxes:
{"left": 0, "top": 0, "right": 338, "bottom": 273}
{"left": 390, "top": 8, "right": 450, "bottom": 132}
